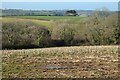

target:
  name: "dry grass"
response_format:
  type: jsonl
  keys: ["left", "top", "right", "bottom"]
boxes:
{"left": 2, "top": 46, "right": 119, "bottom": 78}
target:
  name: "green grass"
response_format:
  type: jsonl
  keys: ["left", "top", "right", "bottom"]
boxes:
{"left": 2, "top": 46, "right": 118, "bottom": 78}
{"left": 2, "top": 16, "right": 88, "bottom": 32}
{"left": 2, "top": 17, "right": 52, "bottom": 30}
{"left": 6, "top": 16, "right": 87, "bottom": 21}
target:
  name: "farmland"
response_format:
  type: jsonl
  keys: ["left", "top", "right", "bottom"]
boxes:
{"left": 1, "top": 9, "right": 119, "bottom": 79}
{"left": 2, "top": 46, "right": 118, "bottom": 78}
{"left": 10, "top": 16, "right": 87, "bottom": 21}
{"left": 2, "top": 17, "right": 51, "bottom": 29}
{"left": 2, "top": 13, "right": 119, "bottom": 49}
{"left": 2, "top": 16, "right": 87, "bottom": 30}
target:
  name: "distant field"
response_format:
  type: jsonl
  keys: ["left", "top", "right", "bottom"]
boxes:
{"left": 2, "top": 16, "right": 88, "bottom": 31}
{"left": 2, "top": 46, "right": 118, "bottom": 78}
{"left": 2, "top": 17, "right": 52, "bottom": 30}
{"left": 5, "top": 16, "right": 87, "bottom": 21}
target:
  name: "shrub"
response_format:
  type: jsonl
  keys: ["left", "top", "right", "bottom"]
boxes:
{"left": 2, "top": 11, "right": 119, "bottom": 49}
{"left": 51, "top": 20, "right": 75, "bottom": 45}
{"left": 87, "top": 13, "right": 119, "bottom": 45}
{"left": 2, "top": 19, "right": 51, "bottom": 49}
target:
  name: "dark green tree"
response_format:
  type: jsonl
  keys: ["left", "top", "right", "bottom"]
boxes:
{"left": 65, "top": 10, "right": 77, "bottom": 16}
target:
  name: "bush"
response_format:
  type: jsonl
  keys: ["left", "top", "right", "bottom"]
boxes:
{"left": 2, "top": 19, "right": 52, "bottom": 49}
{"left": 2, "top": 11, "right": 119, "bottom": 49}
{"left": 87, "top": 13, "right": 119, "bottom": 45}
{"left": 51, "top": 12, "right": 119, "bottom": 46}
{"left": 51, "top": 20, "right": 75, "bottom": 45}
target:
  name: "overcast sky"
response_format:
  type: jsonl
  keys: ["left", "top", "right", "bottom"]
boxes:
{"left": 2, "top": 2, "right": 118, "bottom": 11}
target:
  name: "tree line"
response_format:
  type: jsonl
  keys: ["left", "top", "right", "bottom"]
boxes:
{"left": 2, "top": 10, "right": 119, "bottom": 49}
{"left": 1, "top": 9, "right": 94, "bottom": 16}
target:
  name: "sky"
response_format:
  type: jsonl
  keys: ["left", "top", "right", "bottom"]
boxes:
{"left": 2, "top": 0, "right": 120, "bottom": 2}
{"left": 2, "top": 2, "right": 118, "bottom": 11}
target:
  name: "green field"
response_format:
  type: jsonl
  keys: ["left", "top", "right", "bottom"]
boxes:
{"left": 5, "top": 16, "right": 87, "bottom": 21}
{"left": 2, "top": 46, "right": 118, "bottom": 78}
{"left": 2, "top": 17, "right": 51, "bottom": 28}
{"left": 2, "top": 16, "right": 88, "bottom": 31}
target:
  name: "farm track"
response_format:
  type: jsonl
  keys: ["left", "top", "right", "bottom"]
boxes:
{"left": 18, "top": 18, "right": 50, "bottom": 22}
{"left": 2, "top": 46, "right": 119, "bottom": 78}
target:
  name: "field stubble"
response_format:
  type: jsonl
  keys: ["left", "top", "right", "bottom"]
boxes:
{"left": 2, "top": 46, "right": 119, "bottom": 78}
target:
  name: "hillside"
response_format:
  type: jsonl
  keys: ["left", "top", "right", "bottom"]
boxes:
{"left": 2, "top": 46, "right": 118, "bottom": 78}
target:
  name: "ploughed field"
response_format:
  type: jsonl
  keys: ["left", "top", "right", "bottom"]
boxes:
{"left": 2, "top": 46, "right": 119, "bottom": 78}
